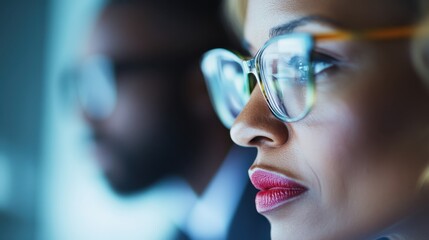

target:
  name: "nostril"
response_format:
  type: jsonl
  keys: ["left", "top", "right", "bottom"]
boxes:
{"left": 249, "top": 136, "right": 275, "bottom": 146}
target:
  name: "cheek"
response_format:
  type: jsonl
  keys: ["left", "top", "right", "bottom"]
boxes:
{"left": 292, "top": 101, "right": 378, "bottom": 237}
{"left": 299, "top": 99, "right": 359, "bottom": 205}
{"left": 347, "top": 43, "right": 428, "bottom": 149}
{"left": 297, "top": 67, "right": 428, "bottom": 237}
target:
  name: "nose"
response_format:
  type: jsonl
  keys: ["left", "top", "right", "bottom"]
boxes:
{"left": 230, "top": 87, "right": 289, "bottom": 148}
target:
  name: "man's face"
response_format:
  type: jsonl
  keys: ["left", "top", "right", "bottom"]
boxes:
{"left": 81, "top": 4, "right": 202, "bottom": 194}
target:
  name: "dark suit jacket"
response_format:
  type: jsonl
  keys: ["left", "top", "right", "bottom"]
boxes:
{"left": 227, "top": 182, "right": 271, "bottom": 240}
{"left": 175, "top": 147, "right": 271, "bottom": 240}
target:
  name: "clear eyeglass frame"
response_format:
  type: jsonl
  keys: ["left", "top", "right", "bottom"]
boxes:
{"left": 200, "top": 25, "right": 415, "bottom": 129}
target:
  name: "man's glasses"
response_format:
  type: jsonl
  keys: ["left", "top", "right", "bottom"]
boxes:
{"left": 66, "top": 54, "right": 196, "bottom": 119}
{"left": 200, "top": 26, "right": 414, "bottom": 129}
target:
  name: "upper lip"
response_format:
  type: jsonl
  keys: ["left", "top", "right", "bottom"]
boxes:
{"left": 249, "top": 167, "right": 307, "bottom": 191}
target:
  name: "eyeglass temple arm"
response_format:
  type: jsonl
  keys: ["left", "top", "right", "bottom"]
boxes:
{"left": 314, "top": 25, "right": 415, "bottom": 41}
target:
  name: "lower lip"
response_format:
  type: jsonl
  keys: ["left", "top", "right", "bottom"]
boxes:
{"left": 255, "top": 187, "right": 307, "bottom": 213}
{"left": 250, "top": 169, "right": 307, "bottom": 213}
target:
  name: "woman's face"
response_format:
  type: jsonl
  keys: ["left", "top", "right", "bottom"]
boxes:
{"left": 232, "top": 0, "right": 429, "bottom": 239}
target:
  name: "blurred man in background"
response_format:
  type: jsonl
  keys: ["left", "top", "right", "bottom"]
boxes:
{"left": 74, "top": 0, "right": 270, "bottom": 239}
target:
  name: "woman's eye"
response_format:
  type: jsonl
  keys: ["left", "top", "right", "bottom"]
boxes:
{"left": 312, "top": 52, "right": 337, "bottom": 75}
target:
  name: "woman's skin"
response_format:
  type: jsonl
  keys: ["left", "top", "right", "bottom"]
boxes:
{"left": 231, "top": 0, "right": 429, "bottom": 239}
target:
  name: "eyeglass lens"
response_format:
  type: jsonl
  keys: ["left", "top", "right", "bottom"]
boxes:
{"left": 258, "top": 35, "right": 313, "bottom": 122}
{"left": 201, "top": 34, "right": 314, "bottom": 127}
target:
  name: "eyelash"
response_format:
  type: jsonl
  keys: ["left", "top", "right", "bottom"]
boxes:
{"left": 312, "top": 52, "right": 338, "bottom": 79}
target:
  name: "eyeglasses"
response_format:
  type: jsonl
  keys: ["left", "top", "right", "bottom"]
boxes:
{"left": 67, "top": 54, "right": 197, "bottom": 119}
{"left": 200, "top": 26, "right": 415, "bottom": 128}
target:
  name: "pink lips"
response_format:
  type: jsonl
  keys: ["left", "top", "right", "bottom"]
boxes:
{"left": 249, "top": 168, "right": 307, "bottom": 213}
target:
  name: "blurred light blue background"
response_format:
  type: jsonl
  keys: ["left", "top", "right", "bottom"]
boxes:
{"left": 0, "top": 1, "right": 117, "bottom": 239}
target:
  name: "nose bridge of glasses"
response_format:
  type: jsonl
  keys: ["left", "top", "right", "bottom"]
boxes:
{"left": 242, "top": 58, "right": 259, "bottom": 78}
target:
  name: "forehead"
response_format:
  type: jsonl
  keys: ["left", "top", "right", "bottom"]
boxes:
{"left": 245, "top": 0, "right": 414, "bottom": 48}
{"left": 86, "top": 4, "right": 212, "bottom": 58}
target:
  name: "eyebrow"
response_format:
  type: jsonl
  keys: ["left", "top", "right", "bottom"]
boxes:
{"left": 269, "top": 15, "right": 341, "bottom": 38}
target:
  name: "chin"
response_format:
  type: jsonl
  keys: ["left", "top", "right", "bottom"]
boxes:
{"left": 104, "top": 174, "right": 145, "bottom": 196}
{"left": 269, "top": 220, "right": 369, "bottom": 240}
{"left": 103, "top": 167, "right": 160, "bottom": 196}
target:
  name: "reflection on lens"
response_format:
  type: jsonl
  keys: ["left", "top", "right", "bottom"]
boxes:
{"left": 259, "top": 34, "right": 314, "bottom": 122}
{"left": 220, "top": 59, "right": 247, "bottom": 117}
{"left": 76, "top": 55, "right": 117, "bottom": 119}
